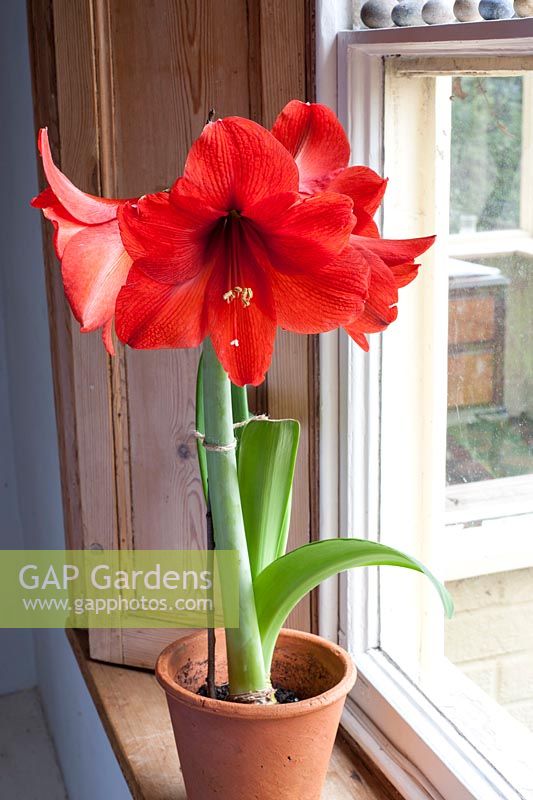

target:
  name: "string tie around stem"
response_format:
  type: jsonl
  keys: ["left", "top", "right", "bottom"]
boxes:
{"left": 232, "top": 413, "right": 269, "bottom": 428}
{"left": 193, "top": 414, "right": 269, "bottom": 451}
{"left": 194, "top": 436, "right": 237, "bottom": 453}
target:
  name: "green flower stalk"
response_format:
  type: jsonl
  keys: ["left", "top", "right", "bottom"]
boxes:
{"left": 201, "top": 337, "right": 270, "bottom": 699}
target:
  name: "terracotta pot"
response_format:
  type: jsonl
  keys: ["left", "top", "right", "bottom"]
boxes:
{"left": 156, "top": 628, "right": 356, "bottom": 800}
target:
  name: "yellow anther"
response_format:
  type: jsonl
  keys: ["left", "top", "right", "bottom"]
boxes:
{"left": 241, "top": 288, "right": 253, "bottom": 307}
{"left": 223, "top": 286, "right": 254, "bottom": 308}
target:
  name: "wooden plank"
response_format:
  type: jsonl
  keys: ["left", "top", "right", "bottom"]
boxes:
{"left": 109, "top": 0, "right": 251, "bottom": 194}
{"left": 29, "top": 0, "right": 320, "bottom": 667}
{"left": 51, "top": 0, "right": 124, "bottom": 663}
{"left": 108, "top": 0, "right": 253, "bottom": 545}
{"left": 258, "top": 0, "right": 306, "bottom": 127}
{"left": 28, "top": 0, "right": 121, "bottom": 571}
{"left": 330, "top": 735, "right": 404, "bottom": 800}
{"left": 28, "top": 0, "right": 123, "bottom": 661}
{"left": 68, "top": 630, "right": 397, "bottom": 800}
{"left": 105, "top": 0, "right": 317, "bottom": 660}
{"left": 104, "top": 0, "right": 254, "bottom": 664}
{"left": 52, "top": 0, "right": 119, "bottom": 558}
{"left": 258, "top": 0, "right": 313, "bottom": 631}
{"left": 27, "top": 0, "right": 84, "bottom": 550}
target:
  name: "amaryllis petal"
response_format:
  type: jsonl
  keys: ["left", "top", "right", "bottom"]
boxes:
{"left": 37, "top": 128, "right": 118, "bottom": 224}
{"left": 346, "top": 298, "right": 399, "bottom": 346}
{"left": 354, "top": 250, "right": 398, "bottom": 325}
{"left": 209, "top": 295, "right": 276, "bottom": 388}
{"left": 345, "top": 248, "right": 417, "bottom": 350}
{"left": 115, "top": 265, "right": 209, "bottom": 350}
{"left": 269, "top": 244, "right": 369, "bottom": 333}
{"left": 118, "top": 192, "right": 221, "bottom": 283}
{"left": 345, "top": 306, "right": 398, "bottom": 352}
{"left": 175, "top": 117, "right": 299, "bottom": 211}
{"left": 206, "top": 237, "right": 277, "bottom": 387}
{"left": 33, "top": 129, "right": 138, "bottom": 351}
{"left": 390, "top": 261, "right": 420, "bottom": 289}
{"left": 102, "top": 319, "right": 115, "bottom": 356}
{"left": 351, "top": 233, "right": 435, "bottom": 266}
{"left": 328, "top": 166, "right": 388, "bottom": 217}
{"left": 271, "top": 100, "right": 350, "bottom": 194}
{"left": 32, "top": 188, "right": 85, "bottom": 258}
{"left": 348, "top": 330, "right": 371, "bottom": 352}
{"left": 240, "top": 192, "right": 299, "bottom": 225}
{"left": 353, "top": 209, "right": 380, "bottom": 238}
{"left": 250, "top": 192, "right": 355, "bottom": 274}
{"left": 61, "top": 220, "right": 132, "bottom": 351}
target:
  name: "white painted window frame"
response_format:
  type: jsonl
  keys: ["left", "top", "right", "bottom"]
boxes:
{"left": 318, "top": 19, "right": 533, "bottom": 800}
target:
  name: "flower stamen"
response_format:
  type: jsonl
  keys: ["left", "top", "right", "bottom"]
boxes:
{"left": 223, "top": 286, "right": 253, "bottom": 308}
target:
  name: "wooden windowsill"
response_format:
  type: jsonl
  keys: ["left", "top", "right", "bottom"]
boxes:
{"left": 68, "top": 630, "right": 401, "bottom": 800}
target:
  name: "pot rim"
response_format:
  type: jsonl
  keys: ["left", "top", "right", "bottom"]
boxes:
{"left": 155, "top": 628, "right": 357, "bottom": 719}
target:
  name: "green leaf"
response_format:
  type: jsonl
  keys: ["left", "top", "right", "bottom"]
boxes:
{"left": 276, "top": 488, "right": 292, "bottom": 561}
{"left": 195, "top": 353, "right": 208, "bottom": 501}
{"left": 254, "top": 538, "right": 454, "bottom": 673}
{"left": 238, "top": 419, "right": 300, "bottom": 579}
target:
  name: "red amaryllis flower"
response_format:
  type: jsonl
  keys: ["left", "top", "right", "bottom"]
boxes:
{"left": 31, "top": 129, "right": 132, "bottom": 354}
{"left": 271, "top": 100, "right": 387, "bottom": 237}
{"left": 343, "top": 235, "right": 433, "bottom": 350}
{"left": 272, "top": 100, "right": 435, "bottom": 349}
{"left": 115, "top": 117, "right": 367, "bottom": 386}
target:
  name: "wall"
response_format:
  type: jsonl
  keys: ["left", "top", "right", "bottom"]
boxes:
{"left": 0, "top": 2, "right": 130, "bottom": 798}
{"left": 445, "top": 568, "right": 533, "bottom": 732}
{"left": 0, "top": 291, "right": 36, "bottom": 695}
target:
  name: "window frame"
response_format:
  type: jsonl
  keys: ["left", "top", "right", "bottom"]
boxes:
{"left": 320, "top": 19, "right": 533, "bottom": 800}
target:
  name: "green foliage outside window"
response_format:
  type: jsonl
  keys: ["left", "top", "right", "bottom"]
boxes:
{"left": 450, "top": 76, "right": 523, "bottom": 234}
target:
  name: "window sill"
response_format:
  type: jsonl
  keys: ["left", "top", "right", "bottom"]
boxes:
{"left": 67, "top": 630, "right": 399, "bottom": 800}
{"left": 345, "top": 650, "right": 533, "bottom": 800}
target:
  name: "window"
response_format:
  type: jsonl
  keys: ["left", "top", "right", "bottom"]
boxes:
{"left": 445, "top": 74, "right": 533, "bottom": 586}
{"left": 326, "top": 20, "right": 533, "bottom": 800}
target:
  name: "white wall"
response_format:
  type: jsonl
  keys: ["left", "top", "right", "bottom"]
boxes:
{"left": 0, "top": 3, "right": 130, "bottom": 798}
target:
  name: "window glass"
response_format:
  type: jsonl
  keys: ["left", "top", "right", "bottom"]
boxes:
{"left": 378, "top": 67, "right": 533, "bottom": 782}
{"left": 449, "top": 76, "right": 522, "bottom": 234}
{"left": 444, "top": 75, "right": 533, "bottom": 736}
{"left": 447, "top": 75, "right": 533, "bottom": 488}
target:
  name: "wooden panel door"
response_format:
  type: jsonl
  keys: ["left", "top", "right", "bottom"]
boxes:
{"left": 28, "top": 0, "right": 317, "bottom": 667}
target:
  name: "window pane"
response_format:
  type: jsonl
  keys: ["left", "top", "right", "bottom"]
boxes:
{"left": 450, "top": 76, "right": 522, "bottom": 234}
{"left": 446, "top": 251, "right": 533, "bottom": 486}
{"left": 444, "top": 75, "right": 533, "bottom": 739}
{"left": 446, "top": 74, "right": 533, "bottom": 488}
{"left": 446, "top": 568, "right": 533, "bottom": 733}
{"left": 378, "top": 66, "right": 533, "bottom": 785}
